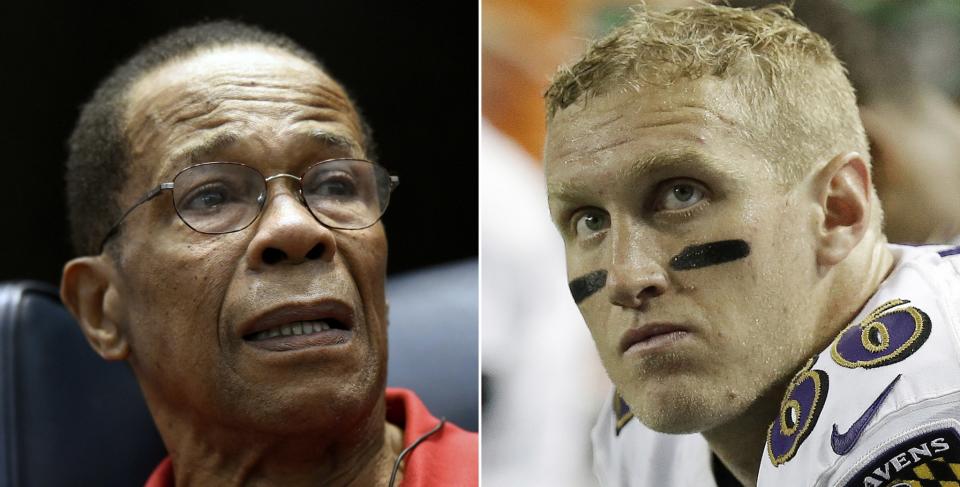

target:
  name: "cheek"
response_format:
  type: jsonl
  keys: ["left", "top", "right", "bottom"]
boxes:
{"left": 750, "top": 199, "right": 818, "bottom": 294}
{"left": 342, "top": 226, "right": 387, "bottom": 287}
{"left": 692, "top": 194, "right": 811, "bottom": 294}
{"left": 577, "top": 301, "right": 618, "bottom": 361}
{"left": 704, "top": 235, "right": 816, "bottom": 368}
{"left": 119, "top": 239, "right": 238, "bottom": 356}
{"left": 339, "top": 227, "right": 388, "bottom": 329}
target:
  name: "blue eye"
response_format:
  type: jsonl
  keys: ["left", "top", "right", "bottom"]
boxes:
{"left": 574, "top": 210, "right": 609, "bottom": 238}
{"left": 657, "top": 181, "right": 707, "bottom": 211}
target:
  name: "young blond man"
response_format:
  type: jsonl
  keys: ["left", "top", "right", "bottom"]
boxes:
{"left": 543, "top": 5, "right": 960, "bottom": 486}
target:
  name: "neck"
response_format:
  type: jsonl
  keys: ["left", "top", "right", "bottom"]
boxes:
{"left": 815, "top": 234, "right": 895, "bottom": 349}
{"left": 702, "top": 380, "right": 785, "bottom": 487}
{"left": 150, "top": 397, "right": 405, "bottom": 487}
{"left": 705, "top": 236, "right": 895, "bottom": 485}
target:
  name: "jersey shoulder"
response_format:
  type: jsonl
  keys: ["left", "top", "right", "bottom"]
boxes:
{"left": 759, "top": 245, "right": 960, "bottom": 487}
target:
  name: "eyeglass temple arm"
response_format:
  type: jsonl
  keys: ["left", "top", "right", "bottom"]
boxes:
{"left": 98, "top": 183, "right": 173, "bottom": 253}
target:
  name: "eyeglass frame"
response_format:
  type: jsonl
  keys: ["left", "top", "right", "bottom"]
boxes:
{"left": 98, "top": 158, "right": 400, "bottom": 253}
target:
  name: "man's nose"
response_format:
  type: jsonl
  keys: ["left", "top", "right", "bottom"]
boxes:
{"left": 606, "top": 221, "right": 668, "bottom": 309}
{"left": 245, "top": 188, "right": 337, "bottom": 269}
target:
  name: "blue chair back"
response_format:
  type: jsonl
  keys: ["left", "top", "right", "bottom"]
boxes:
{"left": 0, "top": 281, "right": 166, "bottom": 487}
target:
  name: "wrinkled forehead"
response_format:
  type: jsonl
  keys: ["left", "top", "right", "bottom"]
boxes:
{"left": 121, "top": 45, "right": 363, "bottom": 184}
{"left": 125, "top": 43, "right": 356, "bottom": 124}
{"left": 544, "top": 78, "right": 752, "bottom": 185}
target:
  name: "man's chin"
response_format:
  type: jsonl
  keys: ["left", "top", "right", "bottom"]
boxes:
{"left": 623, "top": 386, "right": 733, "bottom": 435}
{"left": 230, "top": 377, "right": 386, "bottom": 435}
{"left": 636, "top": 413, "right": 716, "bottom": 435}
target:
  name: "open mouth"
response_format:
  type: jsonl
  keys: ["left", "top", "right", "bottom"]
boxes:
{"left": 238, "top": 301, "right": 356, "bottom": 352}
{"left": 244, "top": 319, "right": 350, "bottom": 342}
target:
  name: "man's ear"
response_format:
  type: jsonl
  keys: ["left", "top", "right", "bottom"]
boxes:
{"left": 812, "top": 152, "right": 873, "bottom": 268}
{"left": 60, "top": 256, "right": 129, "bottom": 360}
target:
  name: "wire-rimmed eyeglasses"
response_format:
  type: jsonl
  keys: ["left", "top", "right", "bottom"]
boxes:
{"left": 99, "top": 158, "right": 399, "bottom": 252}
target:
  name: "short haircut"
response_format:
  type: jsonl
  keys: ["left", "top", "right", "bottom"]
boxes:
{"left": 66, "top": 20, "right": 377, "bottom": 256}
{"left": 544, "top": 4, "right": 870, "bottom": 186}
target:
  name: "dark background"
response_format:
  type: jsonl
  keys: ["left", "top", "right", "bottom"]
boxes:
{"left": 0, "top": 0, "right": 478, "bottom": 284}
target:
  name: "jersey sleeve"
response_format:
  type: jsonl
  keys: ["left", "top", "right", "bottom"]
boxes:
{"left": 824, "top": 401, "right": 960, "bottom": 487}
{"left": 759, "top": 246, "right": 960, "bottom": 487}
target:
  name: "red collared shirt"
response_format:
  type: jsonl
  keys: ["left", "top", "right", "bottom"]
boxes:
{"left": 145, "top": 388, "right": 477, "bottom": 486}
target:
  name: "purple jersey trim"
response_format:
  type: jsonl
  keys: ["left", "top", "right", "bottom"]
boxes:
{"left": 938, "top": 246, "right": 960, "bottom": 257}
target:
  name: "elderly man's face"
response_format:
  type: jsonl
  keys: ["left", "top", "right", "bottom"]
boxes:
{"left": 109, "top": 46, "right": 388, "bottom": 431}
{"left": 545, "top": 78, "right": 824, "bottom": 434}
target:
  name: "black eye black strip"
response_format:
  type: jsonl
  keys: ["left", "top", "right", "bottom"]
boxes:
{"left": 669, "top": 239, "right": 750, "bottom": 271}
{"left": 569, "top": 269, "right": 607, "bottom": 304}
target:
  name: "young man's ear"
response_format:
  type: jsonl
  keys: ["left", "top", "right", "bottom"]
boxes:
{"left": 811, "top": 151, "right": 873, "bottom": 269}
{"left": 60, "top": 256, "right": 129, "bottom": 360}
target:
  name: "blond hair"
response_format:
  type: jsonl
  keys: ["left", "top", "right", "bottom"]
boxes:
{"left": 544, "top": 3, "right": 869, "bottom": 184}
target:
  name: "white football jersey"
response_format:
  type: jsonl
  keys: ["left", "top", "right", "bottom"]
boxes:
{"left": 758, "top": 244, "right": 960, "bottom": 487}
{"left": 592, "top": 389, "right": 717, "bottom": 486}
{"left": 591, "top": 244, "right": 960, "bottom": 487}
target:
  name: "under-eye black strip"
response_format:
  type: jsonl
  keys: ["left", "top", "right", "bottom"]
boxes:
{"left": 669, "top": 239, "right": 750, "bottom": 271}
{"left": 569, "top": 269, "right": 607, "bottom": 304}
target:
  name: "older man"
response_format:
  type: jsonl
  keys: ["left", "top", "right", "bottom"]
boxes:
{"left": 543, "top": 5, "right": 960, "bottom": 487}
{"left": 59, "top": 21, "right": 476, "bottom": 486}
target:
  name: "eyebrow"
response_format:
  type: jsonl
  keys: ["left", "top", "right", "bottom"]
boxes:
{"left": 164, "top": 129, "right": 363, "bottom": 177}
{"left": 302, "top": 129, "right": 361, "bottom": 156}
{"left": 168, "top": 131, "right": 243, "bottom": 167}
{"left": 548, "top": 149, "right": 745, "bottom": 200}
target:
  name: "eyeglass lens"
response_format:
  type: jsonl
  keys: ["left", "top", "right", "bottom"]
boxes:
{"left": 171, "top": 160, "right": 390, "bottom": 234}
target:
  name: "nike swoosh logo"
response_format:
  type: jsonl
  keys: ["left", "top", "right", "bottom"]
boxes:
{"left": 831, "top": 374, "right": 902, "bottom": 455}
